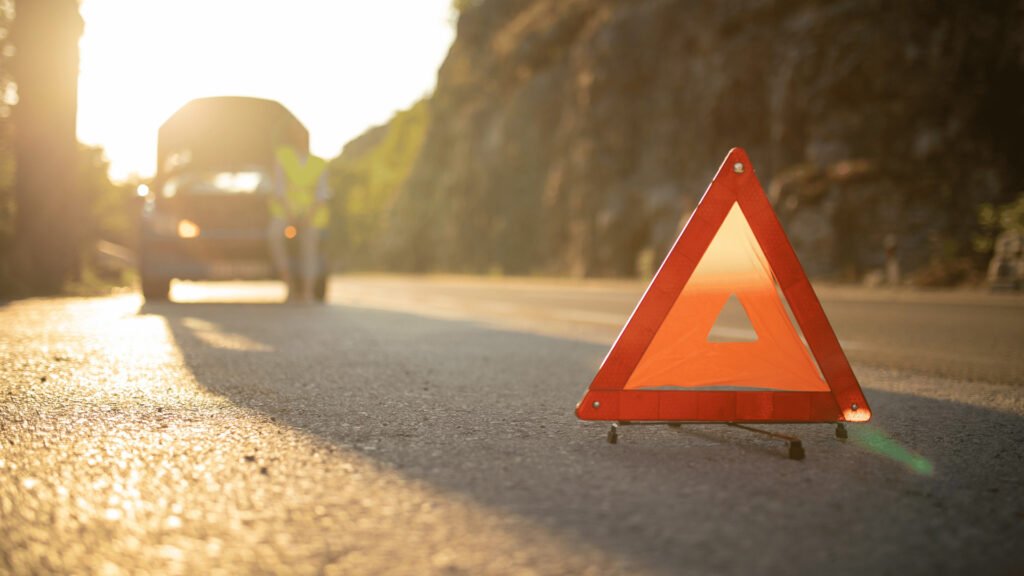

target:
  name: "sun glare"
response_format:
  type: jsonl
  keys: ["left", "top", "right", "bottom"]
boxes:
{"left": 77, "top": 0, "right": 455, "bottom": 181}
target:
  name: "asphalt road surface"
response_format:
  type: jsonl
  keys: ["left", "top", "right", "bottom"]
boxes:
{"left": 2, "top": 275, "right": 1022, "bottom": 575}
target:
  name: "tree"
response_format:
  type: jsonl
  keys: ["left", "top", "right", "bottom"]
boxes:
{"left": 0, "top": 0, "right": 15, "bottom": 283}
{"left": 9, "top": 0, "right": 83, "bottom": 294}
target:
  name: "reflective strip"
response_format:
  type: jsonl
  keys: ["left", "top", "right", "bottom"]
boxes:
{"left": 268, "top": 198, "right": 287, "bottom": 219}
{"left": 275, "top": 146, "right": 327, "bottom": 213}
{"left": 311, "top": 205, "right": 330, "bottom": 229}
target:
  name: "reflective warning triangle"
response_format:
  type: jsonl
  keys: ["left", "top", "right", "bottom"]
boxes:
{"left": 576, "top": 148, "right": 870, "bottom": 423}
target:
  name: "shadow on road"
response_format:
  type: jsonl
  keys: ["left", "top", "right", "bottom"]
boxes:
{"left": 141, "top": 300, "right": 1024, "bottom": 575}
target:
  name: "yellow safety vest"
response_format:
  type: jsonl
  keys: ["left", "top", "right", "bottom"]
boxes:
{"left": 270, "top": 146, "right": 330, "bottom": 229}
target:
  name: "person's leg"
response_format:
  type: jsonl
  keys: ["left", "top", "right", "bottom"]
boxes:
{"left": 267, "top": 217, "right": 293, "bottom": 299}
{"left": 299, "top": 222, "right": 320, "bottom": 302}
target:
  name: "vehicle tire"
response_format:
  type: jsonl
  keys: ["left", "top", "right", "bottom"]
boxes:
{"left": 141, "top": 276, "right": 171, "bottom": 301}
{"left": 313, "top": 274, "right": 328, "bottom": 302}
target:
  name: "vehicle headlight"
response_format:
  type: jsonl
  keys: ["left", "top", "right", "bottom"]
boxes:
{"left": 177, "top": 219, "right": 200, "bottom": 239}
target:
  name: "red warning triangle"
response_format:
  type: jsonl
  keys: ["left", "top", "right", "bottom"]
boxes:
{"left": 576, "top": 148, "right": 870, "bottom": 423}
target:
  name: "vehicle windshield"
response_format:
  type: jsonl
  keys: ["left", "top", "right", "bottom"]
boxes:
{"left": 162, "top": 171, "right": 271, "bottom": 198}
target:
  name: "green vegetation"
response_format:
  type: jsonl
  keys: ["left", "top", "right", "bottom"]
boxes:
{"left": 451, "top": 0, "right": 477, "bottom": 12}
{"left": 975, "top": 193, "right": 1024, "bottom": 254}
{"left": 451, "top": 0, "right": 484, "bottom": 17}
{"left": 327, "top": 98, "right": 430, "bottom": 270}
{"left": 77, "top": 143, "right": 138, "bottom": 259}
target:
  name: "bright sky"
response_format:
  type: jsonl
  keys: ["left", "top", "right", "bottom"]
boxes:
{"left": 77, "top": 0, "right": 456, "bottom": 181}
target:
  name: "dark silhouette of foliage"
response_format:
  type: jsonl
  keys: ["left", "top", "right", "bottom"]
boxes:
{"left": 6, "top": 0, "right": 83, "bottom": 295}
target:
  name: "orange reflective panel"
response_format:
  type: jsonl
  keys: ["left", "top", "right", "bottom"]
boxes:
{"left": 624, "top": 203, "right": 828, "bottom": 392}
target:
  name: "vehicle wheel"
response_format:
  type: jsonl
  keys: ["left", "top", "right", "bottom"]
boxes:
{"left": 313, "top": 274, "right": 328, "bottom": 302}
{"left": 141, "top": 276, "right": 171, "bottom": 301}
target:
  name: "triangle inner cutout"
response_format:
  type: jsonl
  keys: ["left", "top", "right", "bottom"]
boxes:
{"left": 707, "top": 294, "right": 757, "bottom": 343}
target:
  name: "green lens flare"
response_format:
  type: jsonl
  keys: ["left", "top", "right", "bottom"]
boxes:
{"left": 851, "top": 426, "right": 934, "bottom": 475}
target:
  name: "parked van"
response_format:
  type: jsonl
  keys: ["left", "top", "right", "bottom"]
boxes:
{"left": 138, "top": 96, "right": 328, "bottom": 301}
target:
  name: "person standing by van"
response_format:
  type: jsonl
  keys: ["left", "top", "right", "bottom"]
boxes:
{"left": 268, "top": 145, "right": 330, "bottom": 302}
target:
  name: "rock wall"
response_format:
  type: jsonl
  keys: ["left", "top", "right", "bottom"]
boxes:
{"left": 382, "top": 0, "right": 1024, "bottom": 281}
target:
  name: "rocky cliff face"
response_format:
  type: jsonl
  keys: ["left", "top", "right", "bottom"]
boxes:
{"left": 381, "top": 0, "right": 1024, "bottom": 281}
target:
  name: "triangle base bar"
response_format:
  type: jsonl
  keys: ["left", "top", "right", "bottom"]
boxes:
{"left": 579, "top": 389, "right": 865, "bottom": 422}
